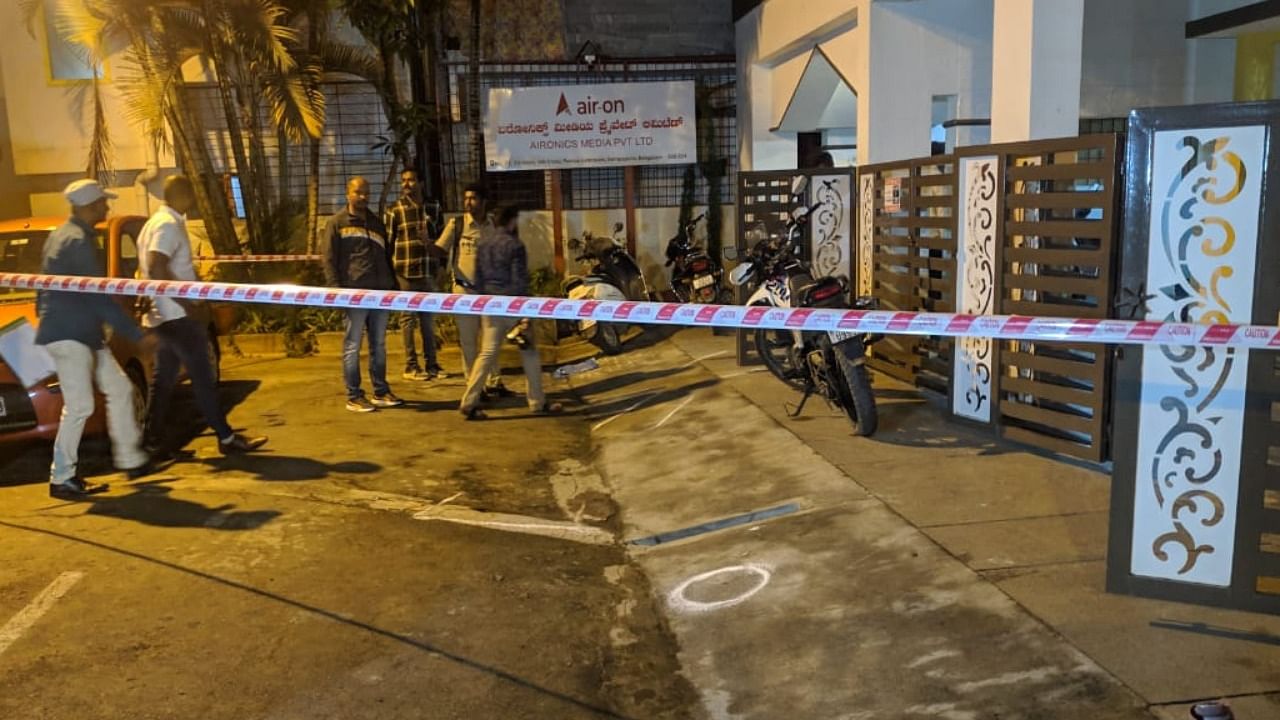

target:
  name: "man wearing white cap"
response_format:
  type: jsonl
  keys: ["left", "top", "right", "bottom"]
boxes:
{"left": 35, "top": 179, "right": 154, "bottom": 498}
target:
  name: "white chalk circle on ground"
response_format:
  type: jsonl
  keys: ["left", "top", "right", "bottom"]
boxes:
{"left": 666, "top": 564, "right": 772, "bottom": 614}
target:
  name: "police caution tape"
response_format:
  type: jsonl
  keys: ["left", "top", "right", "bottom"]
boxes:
{"left": 194, "top": 254, "right": 322, "bottom": 262}
{"left": 3, "top": 272, "right": 1279, "bottom": 349}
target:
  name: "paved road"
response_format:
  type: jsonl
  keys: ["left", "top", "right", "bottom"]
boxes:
{"left": 0, "top": 349, "right": 699, "bottom": 720}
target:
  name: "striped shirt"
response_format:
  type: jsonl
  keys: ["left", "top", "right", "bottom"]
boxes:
{"left": 385, "top": 195, "right": 431, "bottom": 279}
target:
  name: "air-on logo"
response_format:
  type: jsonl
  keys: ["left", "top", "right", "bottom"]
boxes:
{"left": 556, "top": 92, "right": 626, "bottom": 116}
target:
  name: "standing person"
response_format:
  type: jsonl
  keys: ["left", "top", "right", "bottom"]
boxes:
{"left": 385, "top": 167, "right": 448, "bottom": 381}
{"left": 36, "top": 179, "right": 156, "bottom": 498}
{"left": 139, "top": 175, "right": 268, "bottom": 454}
{"left": 323, "top": 176, "right": 405, "bottom": 413}
{"left": 459, "top": 205, "right": 563, "bottom": 419}
{"left": 435, "top": 183, "right": 512, "bottom": 398}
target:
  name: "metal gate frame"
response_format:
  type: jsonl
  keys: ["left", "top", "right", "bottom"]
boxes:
{"left": 1107, "top": 101, "right": 1280, "bottom": 614}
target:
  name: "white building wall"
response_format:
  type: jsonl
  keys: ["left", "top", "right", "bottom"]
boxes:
{"left": 737, "top": 0, "right": 992, "bottom": 170}
{"left": 866, "top": 0, "right": 993, "bottom": 159}
{"left": 1080, "top": 0, "right": 1191, "bottom": 117}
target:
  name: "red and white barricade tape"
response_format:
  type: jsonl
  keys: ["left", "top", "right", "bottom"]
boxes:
{"left": 194, "top": 254, "right": 322, "bottom": 262}
{"left": 3, "top": 272, "right": 1279, "bottom": 348}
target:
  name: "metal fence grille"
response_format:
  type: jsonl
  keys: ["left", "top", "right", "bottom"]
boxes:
{"left": 185, "top": 80, "right": 397, "bottom": 218}
{"left": 447, "top": 59, "right": 737, "bottom": 211}
{"left": 859, "top": 157, "right": 957, "bottom": 392}
{"left": 996, "top": 134, "right": 1121, "bottom": 463}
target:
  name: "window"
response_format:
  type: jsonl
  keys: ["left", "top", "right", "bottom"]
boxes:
{"left": 43, "top": 4, "right": 103, "bottom": 83}
{"left": 0, "top": 234, "right": 47, "bottom": 298}
{"left": 118, "top": 232, "right": 140, "bottom": 279}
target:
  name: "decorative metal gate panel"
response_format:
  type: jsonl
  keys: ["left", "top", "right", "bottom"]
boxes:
{"left": 1108, "top": 101, "right": 1280, "bottom": 614}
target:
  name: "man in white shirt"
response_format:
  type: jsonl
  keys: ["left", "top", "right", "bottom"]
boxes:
{"left": 434, "top": 183, "right": 511, "bottom": 398}
{"left": 137, "top": 175, "right": 267, "bottom": 456}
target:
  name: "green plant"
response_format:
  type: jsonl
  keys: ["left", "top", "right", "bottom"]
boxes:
{"left": 529, "top": 267, "right": 563, "bottom": 298}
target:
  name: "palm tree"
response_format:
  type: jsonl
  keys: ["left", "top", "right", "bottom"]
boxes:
{"left": 35, "top": 0, "right": 326, "bottom": 256}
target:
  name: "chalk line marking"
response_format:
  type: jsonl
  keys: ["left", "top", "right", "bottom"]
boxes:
{"left": 719, "top": 367, "right": 768, "bottom": 379}
{"left": 667, "top": 564, "right": 772, "bottom": 614}
{"left": 652, "top": 395, "right": 696, "bottom": 430}
{"left": 0, "top": 571, "right": 84, "bottom": 657}
{"left": 695, "top": 350, "right": 728, "bottom": 362}
{"left": 590, "top": 393, "right": 659, "bottom": 432}
{"left": 412, "top": 505, "right": 613, "bottom": 545}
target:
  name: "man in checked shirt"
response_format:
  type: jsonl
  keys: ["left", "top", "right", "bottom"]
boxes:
{"left": 385, "top": 167, "right": 448, "bottom": 381}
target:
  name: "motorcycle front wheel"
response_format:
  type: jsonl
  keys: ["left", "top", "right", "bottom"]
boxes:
{"left": 832, "top": 340, "right": 878, "bottom": 436}
{"left": 754, "top": 325, "right": 806, "bottom": 391}
{"left": 591, "top": 323, "right": 624, "bottom": 355}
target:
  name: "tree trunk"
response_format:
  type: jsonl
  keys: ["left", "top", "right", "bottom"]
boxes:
{"left": 468, "top": 0, "right": 483, "bottom": 181}
{"left": 305, "top": 6, "right": 324, "bottom": 255}
{"left": 167, "top": 98, "right": 240, "bottom": 256}
{"left": 239, "top": 77, "right": 277, "bottom": 251}
{"left": 277, "top": 124, "right": 291, "bottom": 209}
{"left": 306, "top": 136, "right": 321, "bottom": 254}
{"left": 376, "top": 38, "right": 402, "bottom": 215}
{"left": 202, "top": 3, "right": 259, "bottom": 251}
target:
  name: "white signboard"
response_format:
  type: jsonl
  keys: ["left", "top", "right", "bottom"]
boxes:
{"left": 1130, "top": 125, "right": 1266, "bottom": 587}
{"left": 484, "top": 81, "right": 697, "bottom": 172}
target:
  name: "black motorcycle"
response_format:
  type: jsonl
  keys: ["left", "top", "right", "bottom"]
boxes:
{"left": 726, "top": 177, "right": 880, "bottom": 436}
{"left": 665, "top": 214, "right": 730, "bottom": 304}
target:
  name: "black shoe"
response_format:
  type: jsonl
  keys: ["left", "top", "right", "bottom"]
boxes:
{"left": 482, "top": 384, "right": 517, "bottom": 400}
{"left": 50, "top": 477, "right": 109, "bottom": 499}
{"left": 124, "top": 459, "right": 173, "bottom": 480}
{"left": 219, "top": 433, "right": 268, "bottom": 454}
{"left": 460, "top": 406, "right": 487, "bottom": 421}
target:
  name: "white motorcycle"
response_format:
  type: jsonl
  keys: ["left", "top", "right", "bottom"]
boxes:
{"left": 563, "top": 223, "right": 652, "bottom": 355}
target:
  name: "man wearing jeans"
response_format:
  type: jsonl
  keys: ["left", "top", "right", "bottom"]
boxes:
{"left": 36, "top": 179, "right": 156, "bottom": 498}
{"left": 385, "top": 167, "right": 447, "bottom": 380}
{"left": 459, "top": 205, "right": 562, "bottom": 419}
{"left": 324, "top": 176, "right": 404, "bottom": 413}
{"left": 435, "top": 183, "right": 511, "bottom": 399}
{"left": 139, "top": 175, "right": 268, "bottom": 455}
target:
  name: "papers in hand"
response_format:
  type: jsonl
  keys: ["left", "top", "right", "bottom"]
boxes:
{"left": 0, "top": 317, "right": 57, "bottom": 388}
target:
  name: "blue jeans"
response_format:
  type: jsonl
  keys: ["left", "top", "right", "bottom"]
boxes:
{"left": 344, "top": 308, "right": 391, "bottom": 400}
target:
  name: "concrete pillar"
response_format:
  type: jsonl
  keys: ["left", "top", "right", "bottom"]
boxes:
{"left": 1233, "top": 31, "right": 1280, "bottom": 101}
{"left": 990, "top": 0, "right": 1084, "bottom": 143}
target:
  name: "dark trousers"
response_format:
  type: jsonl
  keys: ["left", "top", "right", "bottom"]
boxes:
{"left": 397, "top": 275, "right": 439, "bottom": 372}
{"left": 145, "top": 315, "right": 232, "bottom": 445}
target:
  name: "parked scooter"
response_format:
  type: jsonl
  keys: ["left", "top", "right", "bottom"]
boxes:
{"left": 563, "top": 223, "right": 652, "bottom": 355}
{"left": 725, "top": 177, "right": 880, "bottom": 436}
{"left": 665, "top": 214, "right": 730, "bottom": 304}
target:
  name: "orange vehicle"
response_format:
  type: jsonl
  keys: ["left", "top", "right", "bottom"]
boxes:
{"left": 0, "top": 215, "right": 222, "bottom": 446}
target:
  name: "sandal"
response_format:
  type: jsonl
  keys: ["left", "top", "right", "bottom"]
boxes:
{"left": 533, "top": 402, "right": 564, "bottom": 415}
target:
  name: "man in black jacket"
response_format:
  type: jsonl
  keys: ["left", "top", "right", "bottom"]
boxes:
{"left": 323, "top": 177, "right": 404, "bottom": 412}
{"left": 458, "top": 205, "right": 562, "bottom": 419}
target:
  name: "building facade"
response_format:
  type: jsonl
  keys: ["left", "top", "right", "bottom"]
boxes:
{"left": 735, "top": 0, "right": 1272, "bottom": 172}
